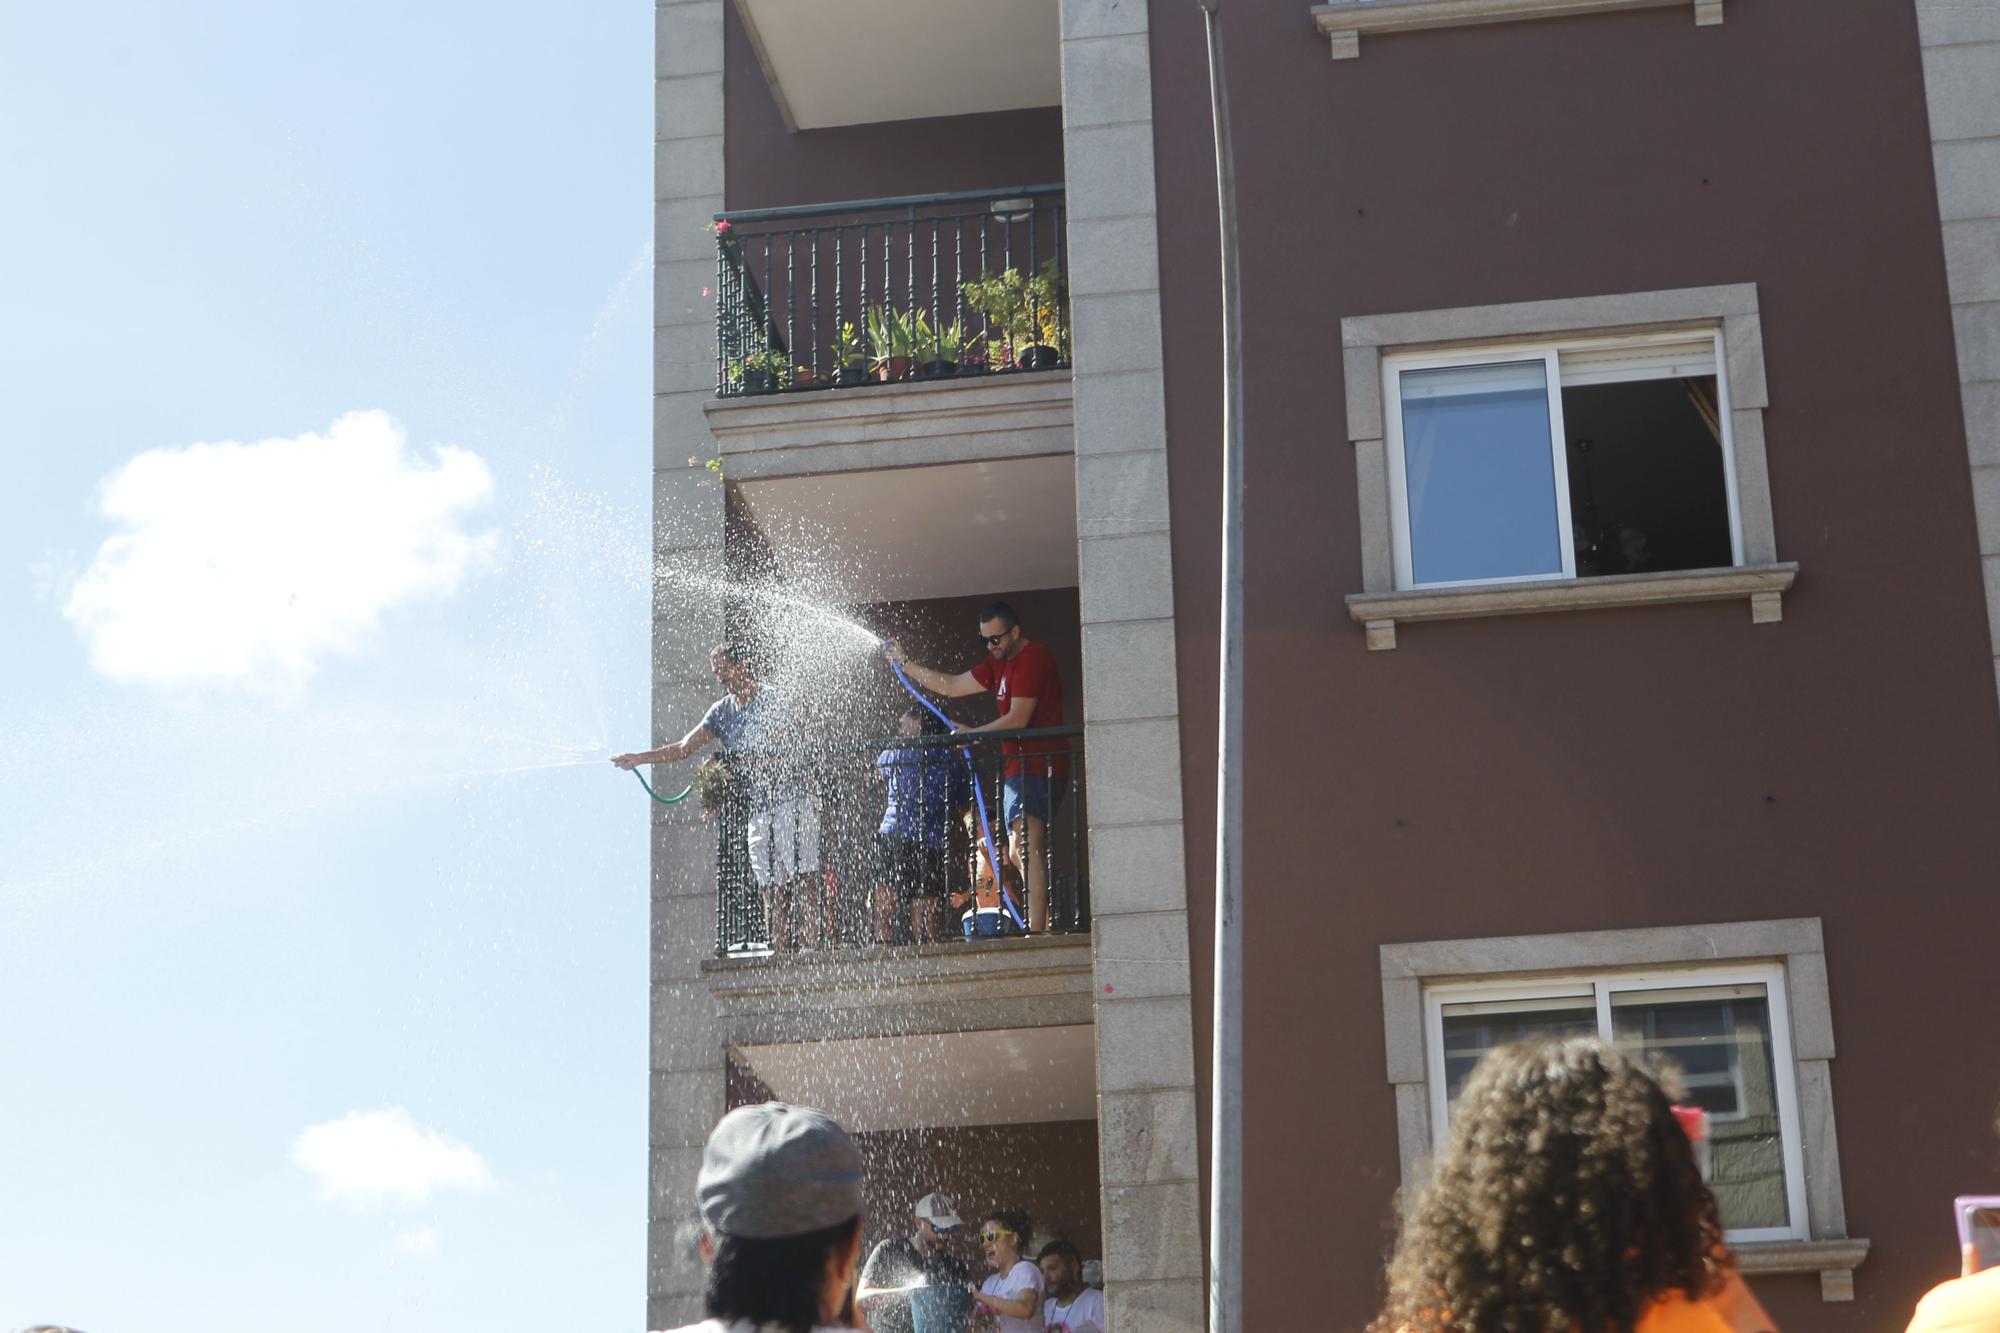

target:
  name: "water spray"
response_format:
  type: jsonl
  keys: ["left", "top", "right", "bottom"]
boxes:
{"left": 885, "top": 646, "right": 1027, "bottom": 932}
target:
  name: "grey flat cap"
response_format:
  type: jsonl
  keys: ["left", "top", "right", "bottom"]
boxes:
{"left": 697, "top": 1102, "right": 864, "bottom": 1239}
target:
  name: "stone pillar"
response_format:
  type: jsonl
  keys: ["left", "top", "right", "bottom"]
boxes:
{"left": 1916, "top": 0, "right": 2000, "bottom": 709}
{"left": 1060, "top": 1, "right": 1208, "bottom": 1328}
{"left": 648, "top": 0, "right": 728, "bottom": 1327}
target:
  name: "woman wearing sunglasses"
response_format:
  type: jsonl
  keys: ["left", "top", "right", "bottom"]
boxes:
{"left": 967, "top": 1208, "right": 1044, "bottom": 1332}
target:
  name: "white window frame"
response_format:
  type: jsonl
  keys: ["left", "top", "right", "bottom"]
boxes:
{"left": 1382, "top": 328, "right": 1744, "bottom": 592}
{"left": 1422, "top": 961, "right": 1809, "bottom": 1244}
{"left": 1341, "top": 285, "right": 1796, "bottom": 651}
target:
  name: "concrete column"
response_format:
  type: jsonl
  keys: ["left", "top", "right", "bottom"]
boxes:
{"left": 1916, "top": 0, "right": 2000, "bottom": 710}
{"left": 1060, "top": 0, "right": 1207, "bottom": 1327}
{"left": 648, "top": 0, "right": 728, "bottom": 1327}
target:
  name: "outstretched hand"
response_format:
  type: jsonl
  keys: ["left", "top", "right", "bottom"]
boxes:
{"left": 610, "top": 752, "right": 646, "bottom": 771}
{"left": 882, "top": 637, "right": 904, "bottom": 667}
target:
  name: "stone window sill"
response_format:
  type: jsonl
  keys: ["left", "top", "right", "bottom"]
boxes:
{"left": 1732, "top": 1237, "right": 1872, "bottom": 1302}
{"left": 1345, "top": 562, "right": 1797, "bottom": 650}
{"left": 1312, "top": 0, "right": 1723, "bottom": 59}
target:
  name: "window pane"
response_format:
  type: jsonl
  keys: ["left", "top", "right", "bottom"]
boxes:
{"left": 1610, "top": 985, "right": 1790, "bottom": 1231}
{"left": 1561, "top": 375, "right": 1734, "bottom": 577}
{"left": 1439, "top": 999, "right": 1597, "bottom": 1104}
{"left": 1399, "top": 360, "right": 1563, "bottom": 585}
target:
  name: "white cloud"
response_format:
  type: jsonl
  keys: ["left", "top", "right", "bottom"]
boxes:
{"left": 64, "top": 410, "right": 498, "bottom": 693}
{"left": 394, "top": 1226, "right": 443, "bottom": 1258}
{"left": 292, "top": 1107, "right": 495, "bottom": 1209}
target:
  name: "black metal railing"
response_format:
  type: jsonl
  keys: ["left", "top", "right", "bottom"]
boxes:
{"left": 713, "top": 184, "right": 1069, "bottom": 398}
{"left": 706, "top": 727, "right": 1088, "bottom": 955}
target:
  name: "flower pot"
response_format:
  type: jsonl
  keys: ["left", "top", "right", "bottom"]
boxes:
{"left": 793, "top": 366, "right": 818, "bottom": 389}
{"left": 874, "top": 356, "right": 913, "bottom": 383}
{"left": 742, "top": 368, "right": 775, "bottom": 394}
{"left": 834, "top": 365, "right": 868, "bottom": 387}
{"left": 1013, "top": 344, "right": 1062, "bottom": 372}
{"left": 921, "top": 359, "right": 959, "bottom": 378}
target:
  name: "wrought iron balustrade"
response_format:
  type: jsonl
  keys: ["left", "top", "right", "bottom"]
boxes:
{"left": 703, "top": 726, "right": 1088, "bottom": 955}
{"left": 713, "top": 184, "right": 1069, "bottom": 397}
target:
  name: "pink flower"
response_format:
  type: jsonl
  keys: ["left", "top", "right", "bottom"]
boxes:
{"left": 702, "top": 287, "right": 713, "bottom": 297}
{"left": 714, "top": 219, "right": 732, "bottom": 234}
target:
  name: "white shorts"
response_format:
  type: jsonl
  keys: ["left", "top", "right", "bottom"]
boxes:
{"left": 745, "top": 797, "right": 820, "bottom": 889}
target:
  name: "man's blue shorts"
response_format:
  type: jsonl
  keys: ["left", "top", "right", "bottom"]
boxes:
{"left": 1002, "top": 773, "right": 1069, "bottom": 829}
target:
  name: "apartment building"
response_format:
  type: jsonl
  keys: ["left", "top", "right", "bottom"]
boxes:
{"left": 649, "top": 1, "right": 2000, "bottom": 1328}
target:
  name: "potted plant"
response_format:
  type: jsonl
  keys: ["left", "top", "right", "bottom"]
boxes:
{"left": 833, "top": 320, "right": 868, "bottom": 386}
{"left": 917, "top": 316, "right": 966, "bottom": 378}
{"left": 866, "top": 304, "right": 917, "bottom": 383}
{"left": 725, "top": 345, "right": 790, "bottom": 395}
{"left": 961, "top": 260, "right": 1069, "bottom": 372}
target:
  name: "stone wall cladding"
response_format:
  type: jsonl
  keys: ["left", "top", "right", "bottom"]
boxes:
{"left": 649, "top": 2, "right": 729, "bottom": 1327}
{"left": 1060, "top": 1, "right": 1208, "bottom": 1328}
{"left": 1918, "top": 0, "right": 2000, "bottom": 701}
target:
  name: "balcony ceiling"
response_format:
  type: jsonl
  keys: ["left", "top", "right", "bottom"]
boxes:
{"left": 732, "top": 454, "right": 1078, "bottom": 604}
{"left": 733, "top": 1024, "right": 1095, "bottom": 1132}
{"left": 735, "top": 0, "right": 1061, "bottom": 130}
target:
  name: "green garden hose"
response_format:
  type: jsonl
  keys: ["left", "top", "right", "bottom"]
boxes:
{"left": 633, "top": 768, "right": 695, "bottom": 804}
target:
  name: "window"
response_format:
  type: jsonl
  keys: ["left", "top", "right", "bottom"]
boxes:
{"left": 1385, "top": 332, "right": 1741, "bottom": 590}
{"left": 1379, "top": 919, "right": 1869, "bottom": 1299}
{"left": 1425, "top": 964, "right": 1807, "bottom": 1242}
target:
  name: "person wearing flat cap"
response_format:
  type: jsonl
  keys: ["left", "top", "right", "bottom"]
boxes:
{"left": 656, "top": 1101, "right": 868, "bottom": 1333}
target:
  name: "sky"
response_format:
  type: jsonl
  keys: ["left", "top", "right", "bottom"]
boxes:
{"left": 0, "top": 4, "right": 661, "bottom": 1329}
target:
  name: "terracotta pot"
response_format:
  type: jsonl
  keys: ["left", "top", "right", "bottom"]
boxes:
{"left": 874, "top": 356, "right": 913, "bottom": 383}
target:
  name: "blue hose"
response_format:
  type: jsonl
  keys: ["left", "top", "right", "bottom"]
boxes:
{"left": 886, "top": 648, "right": 1028, "bottom": 931}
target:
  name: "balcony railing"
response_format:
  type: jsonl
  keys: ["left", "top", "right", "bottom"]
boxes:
{"left": 713, "top": 184, "right": 1069, "bottom": 398}
{"left": 705, "top": 727, "right": 1088, "bottom": 955}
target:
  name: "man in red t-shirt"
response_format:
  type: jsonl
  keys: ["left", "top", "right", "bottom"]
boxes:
{"left": 887, "top": 601, "right": 1067, "bottom": 934}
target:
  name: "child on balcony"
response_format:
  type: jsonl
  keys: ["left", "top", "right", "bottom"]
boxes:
{"left": 872, "top": 707, "right": 972, "bottom": 945}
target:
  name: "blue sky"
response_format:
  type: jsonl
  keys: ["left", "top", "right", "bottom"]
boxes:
{"left": 1, "top": 4, "right": 658, "bottom": 1328}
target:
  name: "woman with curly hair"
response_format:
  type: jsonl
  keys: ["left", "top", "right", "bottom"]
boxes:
{"left": 1372, "top": 1036, "right": 1776, "bottom": 1333}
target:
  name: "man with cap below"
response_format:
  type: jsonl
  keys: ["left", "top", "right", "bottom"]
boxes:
{"left": 857, "top": 1191, "right": 973, "bottom": 1333}
{"left": 656, "top": 1101, "right": 867, "bottom": 1333}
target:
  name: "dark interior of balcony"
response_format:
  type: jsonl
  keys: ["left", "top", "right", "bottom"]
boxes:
{"left": 726, "top": 1030, "right": 1104, "bottom": 1267}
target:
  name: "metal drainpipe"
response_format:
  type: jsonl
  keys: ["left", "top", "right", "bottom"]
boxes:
{"left": 1199, "top": 1, "right": 1245, "bottom": 1331}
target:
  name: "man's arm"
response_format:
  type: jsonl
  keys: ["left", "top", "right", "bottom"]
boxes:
{"left": 610, "top": 724, "right": 715, "bottom": 770}
{"left": 955, "top": 695, "right": 1036, "bottom": 735}
{"left": 885, "top": 639, "right": 985, "bottom": 699}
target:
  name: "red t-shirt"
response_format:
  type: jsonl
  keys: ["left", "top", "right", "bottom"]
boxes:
{"left": 971, "top": 640, "right": 1068, "bottom": 779}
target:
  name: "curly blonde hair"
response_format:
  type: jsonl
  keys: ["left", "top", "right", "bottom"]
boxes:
{"left": 1372, "top": 1036, "right": 1724, "bottom": 1333}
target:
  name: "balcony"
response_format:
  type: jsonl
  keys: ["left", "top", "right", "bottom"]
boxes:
{"left": 697, "top": 726, "right": 1089, "bottom": 957}
{"left": 712, "top": 184, "right": 1069, "bottom": 398}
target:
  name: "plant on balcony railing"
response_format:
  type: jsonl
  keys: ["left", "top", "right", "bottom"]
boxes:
{"left": 960, "top": 259, "right": 1068, "bottom": 372}
{"left": 712, "top": 183, "right": 1068, "bottom": 398}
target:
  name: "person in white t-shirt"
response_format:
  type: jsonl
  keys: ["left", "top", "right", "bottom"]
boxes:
{"left": 653, "top": 1101, "right": 867, "bottom": 1333}
{"left": 1036, "top": 1240, "right": 1105, "bottom": 1333}
{"left": 967, "top": 1209, "right": 1045, "bottom": 1333}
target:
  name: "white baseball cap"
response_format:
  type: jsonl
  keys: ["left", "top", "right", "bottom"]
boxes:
{"left": 912, "top": 1191, "right": 961, "bottom": 1230}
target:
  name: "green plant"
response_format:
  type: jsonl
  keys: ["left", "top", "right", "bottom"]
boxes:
{"left": 692, "top": 755, "right": 738, "bottom": 816}
{"left": 865, "top": 304, "right": 918, "bottom": 369}
{"left": 835, "top": 320, "right": 865, "bottom": 368}
{"left": 917, "top": 317, "right": 967, "bottom": 365}
{"left": 723, "top": 344, "right": 790, "bottom": 391}
{"left": 959, "top": 259, "right": 1068, "bottom": 365}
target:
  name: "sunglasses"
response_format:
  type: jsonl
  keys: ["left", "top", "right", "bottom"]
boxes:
{"left": 980, "top": 632, "right": 1011, "bottom": 646}
{"left": 980, "top": 1228, "right": 1015, "bottom": 1242}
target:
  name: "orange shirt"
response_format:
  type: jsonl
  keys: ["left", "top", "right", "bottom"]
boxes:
{"left": 1635, "top": 1293, "right": 1734, "bottom": 1333}
{"left": 1906, "top": 1266, "right": 2000, "bottom": 1333}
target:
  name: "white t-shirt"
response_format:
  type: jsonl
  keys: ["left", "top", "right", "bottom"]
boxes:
{"left": 1042, "top": 1286, "right": 1106, "bottom": 1333}
{"left": 979, "top": 1259, "right": 1046, "bottom": 1333}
